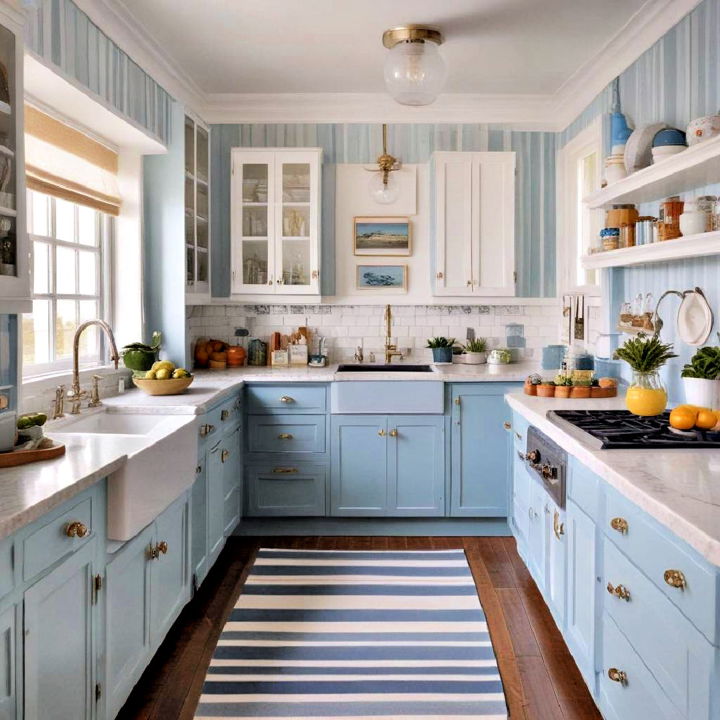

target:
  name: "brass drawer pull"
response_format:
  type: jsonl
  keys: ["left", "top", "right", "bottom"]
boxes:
{"left": 608, "top": 668, "right": 628, "bottom": 686}
{"left": 389, "top": 429, "right": 398, "bottom": 437}
{"left": 156, "top": 541, "right": 168, "bottom": 555}
{"left": 221, "top": 449, "right": 230, "bottom": 463}
{"left": 503, "top": 421, "right": 511, "bottom": 431}
{"left": 664, "top": 569, "right": 687, "bottom": 590}
{"left": 221, "top": 409, "right": 230, "bottom": 421}
{"left": 606, "top": 582, "right": 631, "bottom": 601}
{"left": 199, "top": 423, "right": 216, "bottom": 437}
{"left": 378, "top": 429, "right": 386, "bottom": 437}
{"left": 280, "top": 396, "right": 294, "bottom": 404}
{"left": 65, "top": 521, "right": 89, "bottom": 539}
{"left": 553, "top": 511, "right": 565, "bottom": 539}
{"left": 273, "top": 467, "right": 298, "bottom": 474}
{"left": 610, "top": 517, "right": 628, "bottom": 534}
{"left": 278, "top": 433, "right": 294, "bottom": 440}
{"left": 148, "top": 541, "right": 168, "bottom": 560}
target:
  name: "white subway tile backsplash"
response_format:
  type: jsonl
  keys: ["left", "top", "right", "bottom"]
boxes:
{"left": 186, "top": 302, "right": 560, "bottom": 364}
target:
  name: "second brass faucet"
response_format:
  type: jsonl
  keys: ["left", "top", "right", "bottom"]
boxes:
{"left": 384, "top": 304, "right": 403, "bottom": 364}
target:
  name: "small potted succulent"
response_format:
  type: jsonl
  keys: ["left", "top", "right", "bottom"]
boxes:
{"left": 570, "top": 378, "right": 592, "bottom": 399}
{"left": 614, "top": 333, "right": 677, "bottom": 416}
{"left": 426, "top": 336, "right": 456, "bottom": 364}
{"left": 553, "top": 373, "right": 572, "bottom": 398}
{"left": 461, "top": 337, "right": 488, "bottom": 364}
{"left": 681, "top": 343, "right": 720, "bottom": 408}
{"left": 524, "top": 373, "right": 542, "bottom": 396}
{"left": 536, "top": 380, "right": 556, "bottom": 397}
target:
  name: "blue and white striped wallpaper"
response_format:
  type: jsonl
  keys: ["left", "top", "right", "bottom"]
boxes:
{"left": 562, "top": 0, "right": 720, "bottom": 400}
{"left": 24, "top": 0, "right": 173, "bottom": 145}
{"left": 210, "top": 124, "right": 557, "bottom": 298}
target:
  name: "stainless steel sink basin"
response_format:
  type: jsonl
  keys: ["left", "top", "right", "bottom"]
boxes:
{"left": 337, "top": 364, "right": 433, "bottom": 373}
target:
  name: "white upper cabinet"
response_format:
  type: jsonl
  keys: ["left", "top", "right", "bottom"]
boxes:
{"left": 231, "top": 148, "right": 321, "bottom": 296}
{"left": 432, "top": 151, "right": 516, "bottom": 297}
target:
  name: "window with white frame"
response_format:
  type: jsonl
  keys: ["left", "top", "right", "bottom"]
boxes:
{"left": 556, "top": 118, "right": 603, "bottom": 293}
{"left": 22, "top": 190, "right": 112, "bottom": 377}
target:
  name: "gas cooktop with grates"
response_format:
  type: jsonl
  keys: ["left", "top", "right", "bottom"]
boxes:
{"left": 548, "top": 409, "right": 720, "bottom": 450}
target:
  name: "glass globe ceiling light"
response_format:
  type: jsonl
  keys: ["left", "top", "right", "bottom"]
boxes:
{"left": 382, "top": 25, "right": 446, "bottom": 106}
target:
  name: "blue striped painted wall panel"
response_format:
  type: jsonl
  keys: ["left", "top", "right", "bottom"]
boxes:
{"left": 24, "top": 0, "right": 173, "bottom": 145}
{"left": 210, "top": 123, "right": 557, "bottom": 298}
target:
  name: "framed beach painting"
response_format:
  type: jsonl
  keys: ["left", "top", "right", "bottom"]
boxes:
{"left": 356, "top": 264, "right": 408, "bottom": 292}
{"left": 353, "top": 217, "right": 411, "bottom": 256}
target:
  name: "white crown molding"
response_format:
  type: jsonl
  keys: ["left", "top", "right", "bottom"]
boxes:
{"left": 551, "top": 0, "right": 703, "bottom": 131}
{"left": 68, "top": 0, "right": 205, "bottom": 113}
{"left": 202, "top": 92, "right": 558, "bottom": 129}
{"left": 65, "top": 0, "right": 702, "bottom": 130}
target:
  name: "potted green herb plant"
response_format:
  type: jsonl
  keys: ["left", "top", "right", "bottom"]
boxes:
{"left": 461, "top": 337, "right": 488, "bottom": 364}
{"left": 426, "top": 337, "right": 456, "bottom": 364}
{"left": 681, "top": 344, "right": 720, "bottom": 408}
{"left": 614, "top": 334, "right": 677, "bottom": 416}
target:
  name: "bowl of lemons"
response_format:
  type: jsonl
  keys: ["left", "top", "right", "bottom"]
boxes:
{"left": 132, "top": 361, "right": 193, "bottom": 396}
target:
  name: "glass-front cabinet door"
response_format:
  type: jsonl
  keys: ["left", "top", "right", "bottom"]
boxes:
{"left": 185, "top": 114, "right": 210, "bottom": 301}
{"left": 231, "top": 148, "right": 321, "bottom": 296}
{"left": 276, "top": 152, "right": 319, "bottom": 294}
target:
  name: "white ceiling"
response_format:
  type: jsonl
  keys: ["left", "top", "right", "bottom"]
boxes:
{"left": 117, "top": 0, "right": 647, "bottom": 96}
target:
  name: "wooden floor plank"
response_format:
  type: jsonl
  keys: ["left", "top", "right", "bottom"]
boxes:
{"left": 119, "top": 535, "right": 599, "bottom": 720}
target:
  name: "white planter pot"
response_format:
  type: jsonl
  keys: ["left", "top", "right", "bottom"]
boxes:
{"left": 462, "top": 351, "right": 487, "bottom": 365}
{"left": 682, "top": 377, "right": 720, "bottom": 408}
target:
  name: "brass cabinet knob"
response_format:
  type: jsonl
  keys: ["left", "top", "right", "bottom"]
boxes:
{"left": 610, "top": 517, "right": 629, "bottom": 534}
{"left": 221, "top": 449, "right": 230, "bottom": 463}
{"left": 157, "top": 541, "right": 168, "bottom": 555}
{"left": 606, "top": 582, "right": 631, "bottom": 601}
{"left": 378, "top": 429, "right": 386, "bottom": 437}
{"left": 221, "top": 409, "right": 230, "bottom": 421}
{"left": 553, "top": 511, "right": 565, "bottom": 539}
{"left": 436, "top": 271, "right": 443, "bottom": 279}
{"left": 279, "top": 396, "right": 294, "bottom": 403}
{"left": 466, "top": 280, "right": 472, "bottom": 287}
{"left": 608, "top": 668, "right": 628, "bottom": 686}
{"left": 278, "top": 433, "right": 294, "bottom": 440}
{"left": 503, "top": 421, "right": 511, "bottom": 431}
{"left": 199, "top": 423, "right": 216, "bottom": 437}
{"left": 664, "top": 569, "right": 687, "bottom": 590}
{"left": 272, "top": 467, "right": 298, "bottom": 474}
{"left": 389, "top": 429, "right": 398, "bottom": 437}
{"left": 65, "top": 521, "right": 89, "bottom": 538}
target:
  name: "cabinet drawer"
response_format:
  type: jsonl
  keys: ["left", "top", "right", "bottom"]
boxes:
{"left": 600, "top": 612, "right": 676, "bottom": 720}
{"left": 248, "top": 414, "right": 326, "bottom": 454}
{"left": 603, "top": 487, "right": 717, "bottom": 642}
{"left": 246, "top": 464, "right": 327, "bottom": 517}
{"left": 23, "top": 496, "right": 93, "bottom": 582}
{"left": 603, "top": 539, "right": 712, "bottom": 718}
{"left": 568, "top": 460, "right": 600, "bottom": 518}
{"left": 246, "top": 384, "right": 326, "bottom": 414}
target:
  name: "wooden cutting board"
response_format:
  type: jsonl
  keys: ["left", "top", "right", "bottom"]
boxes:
{"left": 0, "top": 441, "right": 65, "bottom": 468}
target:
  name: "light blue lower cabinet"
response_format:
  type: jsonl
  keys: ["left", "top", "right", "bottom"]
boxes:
{"left": 207, "top": 437, "right": 227, "bottom": 567}
{"left": 246, "top": 464, "right": 327, "bottom": 517}
{"left": 222, "top": 426, "right": 243, "bottom": 536}
{"left": 331, "top": 415, "right": 389, "bottom": 516}
{"left": 105, "top": 525, "right": 153, "bottom": 719}
{"left": 0, "top": 604, "right": 15, "bottom": 719}
{"left": 450, "top": 384, "right": 517, "bottom": 516}
{"left": 24, "top": 539, "right": 97, "bottom": 720}
{"left": 190, "top": 457, "right": 208, "bottom": 588}
{"left": 330, "top": 414, "right": 444, "bottom": 517}
{"left": 565, "top": 498, "right": 597, "bottom": 693}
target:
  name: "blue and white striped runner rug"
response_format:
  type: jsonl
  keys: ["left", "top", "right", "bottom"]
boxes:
{"left": 195, "top": 548, "right": 508, "bottom": 719}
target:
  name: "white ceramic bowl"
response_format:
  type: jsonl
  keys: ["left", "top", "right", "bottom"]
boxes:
{"left": 652, "top": 145, "right": 686, "bottom": 156}
{"left": 687, "top": 115, "right": 720, "bottom": 145}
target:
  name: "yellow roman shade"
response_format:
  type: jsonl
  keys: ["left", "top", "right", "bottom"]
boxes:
{"left": 24, "top": 105, "right": 121, "bottom": 216}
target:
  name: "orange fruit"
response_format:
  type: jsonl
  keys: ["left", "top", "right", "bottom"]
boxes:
{"left": 669, "top": 407, "right": 697, "bottom": 430}
{"left": 696, "top": 409, "right": 718, "bottom": 430}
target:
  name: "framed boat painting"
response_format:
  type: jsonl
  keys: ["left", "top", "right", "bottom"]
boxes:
{"left": 356, "top": 264, "right": 408, "bottom": 293}
{"left": 353, "top": 217, "right": 411, "bottom": 256}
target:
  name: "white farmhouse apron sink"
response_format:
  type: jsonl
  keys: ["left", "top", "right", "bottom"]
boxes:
{"left": 52, "top": 409, "right": 197, "bottom": 540}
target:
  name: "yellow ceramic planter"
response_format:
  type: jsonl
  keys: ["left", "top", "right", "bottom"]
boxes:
{"left": 625, "top": 371, "right": 667, "bottom": 416}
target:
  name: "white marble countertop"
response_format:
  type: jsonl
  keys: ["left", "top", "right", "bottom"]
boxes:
{"left": 0, "top": 361, "right": 537, "bottom": 541}
{"left": 506, "top": 392, "right": 720, "bottom": 566}
{"left": 0, "top": 434, "right": 131, "bottom": 539}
